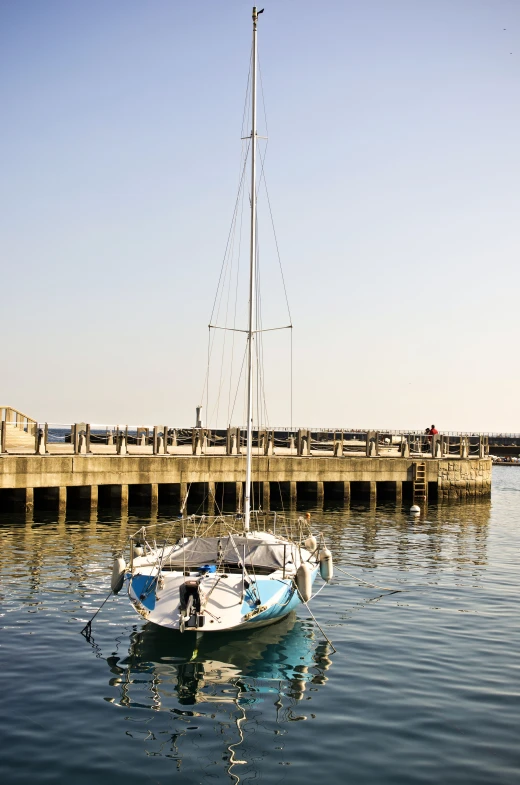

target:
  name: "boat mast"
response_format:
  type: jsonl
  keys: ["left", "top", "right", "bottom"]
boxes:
{"left": 244, "top": 6, "right": 262, "bottom": 532}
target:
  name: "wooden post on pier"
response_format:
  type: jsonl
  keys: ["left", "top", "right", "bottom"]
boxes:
{"left": 460, "top": 436, "right": 468, "bottom": 459}
{"left": 258, "top": 429, "right": 266, "bottom": 453}
{"left": 264, "top": 430, "right": 274, "bottom": 456}
{"left": 117, "top": 430, "right": 127, "bottom": 456}
{"left": 227, "top": 427, "right": 240, "bottom": 455}
{"left": 78, "top": 430, "right": 87, "bottom": 454}
{"left": 367, "top": 431, "right": 379, "bottom": 457}
{"left": 193, "top": 429, "right": 205, "bottom": 456}
{"left": 153, "top": 426, "right": 166, "bottom": 455}
{"left": 0, "top": 421, "right": 6, "bottom": 454}
{"left": 479, "top": 436, "right": 487, "bottom": 458}
{"left": 297, "top": 429, "right": 310, "bottom": 456}
{"left": 400, "top": 436, "right": 410, "bottom": 458}
{"left": 236, "top": 482, "right": 243, "bottom": 512}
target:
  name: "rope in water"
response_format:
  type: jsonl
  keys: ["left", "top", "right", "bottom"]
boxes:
{"left": 301, "top": 596, "right": 337, "bottom": 654}
{"left": 80, "top": 587, "right": 114, "bottom": 641}
{"left": 292, "top": 579, "right": 337, "bottom": 654}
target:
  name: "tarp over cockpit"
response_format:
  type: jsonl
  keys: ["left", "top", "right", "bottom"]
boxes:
{"left": 164, "top": 535, "right": 306, "bottom": 572}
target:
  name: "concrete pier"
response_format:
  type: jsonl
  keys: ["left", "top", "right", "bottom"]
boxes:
{"left": 0, "top": 453, "right": 492, "bottom": 514}
{"left": 0, "top": 411, "right": 494, "bottom": 514}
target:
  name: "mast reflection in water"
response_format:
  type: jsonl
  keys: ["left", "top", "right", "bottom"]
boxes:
{"left": 103, "top": 613, "right": 332, "bottom": 779}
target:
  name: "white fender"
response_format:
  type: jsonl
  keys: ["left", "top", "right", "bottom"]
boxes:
{"left": 410, "top": 504, "right": 421, "bottom": 515}
{"left": 304, "top": 535, "right": 318, "bottom": 553}
{"left": 111, "top": 556, "right": 126, "bottom": 594}
{"left": 133, "top": 544, "right": 144, "bottom": 558}
{"left": 319, "top": 547, "right": 333, "bottom": 582}
{"left": 296, "top": 562, "right": 312, "bottom": 602}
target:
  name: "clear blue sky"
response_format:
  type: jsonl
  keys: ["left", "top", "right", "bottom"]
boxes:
{"left": 1, "top": 0, "right": 519, "bottom": 431}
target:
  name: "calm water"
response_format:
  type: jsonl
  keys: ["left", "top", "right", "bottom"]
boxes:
{"left": 1, "top": 468, "right": 519, "bottom": 784}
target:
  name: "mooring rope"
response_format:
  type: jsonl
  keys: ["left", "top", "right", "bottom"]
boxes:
{"left": 301, "top": 595, "right": 337, "bottom": 654}
{"left": 80, "top": 587, "right": 114, "bottom": 641}
{"left": 291, "top": 578, "right": 337, "bottom": 653}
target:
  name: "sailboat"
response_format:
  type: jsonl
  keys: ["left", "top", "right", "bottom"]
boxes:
{"left": 111, "top": 7, "right": 333, "bottom": 633}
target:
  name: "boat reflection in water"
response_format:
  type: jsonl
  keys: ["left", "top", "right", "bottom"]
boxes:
{"left": 105, "top": 612, "right": 333, "bottom": 779}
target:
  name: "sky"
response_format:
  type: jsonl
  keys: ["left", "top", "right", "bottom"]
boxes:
{"left": 1, "top": 0, "right": 519, "bottom": 432}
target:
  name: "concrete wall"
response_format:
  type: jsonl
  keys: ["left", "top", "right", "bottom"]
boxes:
{"left": 438, "top": 459, "right": 492, "bottom": 499}
{"left": 0, "top": 454, "right": 492, "bottom": 493}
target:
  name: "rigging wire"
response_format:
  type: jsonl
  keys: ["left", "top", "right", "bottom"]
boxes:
{"left": 212, "top": 185, "right": 241, "bottom": 426}
{"left": 256, "top": 140, "right": 294, "bottom": 428}
{"left": 202, "top": 45, "right": 294, "bottom": 436}
{"left": 255, "top": 84, "right": 292, "bottom": 325}
{"left": 228, "top": 343, "right": 249, "bottom": 425}
{"left": 227, "top": 154, "right": 247, "bottom": 425}
{"left": 200, "top": 142, "right": 250, "bottom": 413}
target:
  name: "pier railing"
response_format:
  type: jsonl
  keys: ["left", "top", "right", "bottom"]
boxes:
{"left": 0, "top": 407, "right": 38, "bottom": 452}
{"left": 0, "top": 423, "right": 490, "bottom": 459}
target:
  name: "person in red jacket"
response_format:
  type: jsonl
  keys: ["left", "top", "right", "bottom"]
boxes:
{"left": 428, "top": 425, "right": 439, "bottom": 452}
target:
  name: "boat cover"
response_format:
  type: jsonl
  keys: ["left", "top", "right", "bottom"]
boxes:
{"left": 166, "top": 536, "right": 302, "bottom": 571}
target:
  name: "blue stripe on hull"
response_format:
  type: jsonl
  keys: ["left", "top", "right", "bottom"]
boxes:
{"left": 244, "top": 568, "right": 319, "bottom": 627}
{"left": 129, "top": 573, "right": 157, "bottom": 611}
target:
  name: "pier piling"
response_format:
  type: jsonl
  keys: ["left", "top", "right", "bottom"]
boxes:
{"left": 121, "top": 485, "right": 129, "bottom": 515}
{"left": 395, "top": 480, "right": 403, "bottom": 506}
{"left": 90, "top": 485, "right": 98, "bottom": 513}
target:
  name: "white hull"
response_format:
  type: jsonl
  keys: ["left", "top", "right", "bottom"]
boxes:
{"left": 125, "top": 530, "right": 320, "bottom": 633}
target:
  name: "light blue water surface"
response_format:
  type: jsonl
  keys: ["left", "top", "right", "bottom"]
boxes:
{"left": 0, "top": 468, "right": 519, "bottom": 784}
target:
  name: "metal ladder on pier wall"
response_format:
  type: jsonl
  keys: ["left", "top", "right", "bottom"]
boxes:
{"left": 413, "top": 462, "right": 427, "bottom": 503}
